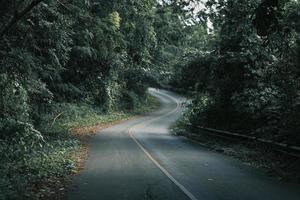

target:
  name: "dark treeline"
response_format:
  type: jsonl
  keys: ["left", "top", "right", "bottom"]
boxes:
{"left": 171, "top": 0, "right": 300, "bottom": 145}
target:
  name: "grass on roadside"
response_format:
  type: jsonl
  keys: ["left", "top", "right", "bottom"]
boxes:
{"left": 0, "top": 94, "right": 159, "bottom": 200}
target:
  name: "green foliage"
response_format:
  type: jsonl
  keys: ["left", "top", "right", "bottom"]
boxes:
{"left": 0, "top": 133, "right": 79, "bottom": 200}
{"left": 0, "top": 0, "right": 162, "bottom": 199}
{"left": 0, "top": 95, "right": 158, "bottom": 199}
{"left": 174, "top": 0, "right": 300, "bottom": 145}
{"left": 4, "top": 0, "right": 300, "bottom": 196}
{"left": 0, "top": 0, "right": 160, "bottom": 136}
{"left": 0, "top": 73, "right": 29, "bottom": 124}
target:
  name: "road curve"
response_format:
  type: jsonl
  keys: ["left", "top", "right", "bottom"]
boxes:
{"left": 68, "top": 89, "right": 300, "bottom": 200}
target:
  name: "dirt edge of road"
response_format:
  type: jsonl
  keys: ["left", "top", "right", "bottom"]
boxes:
{"left": 29, "top": 93, "right": 161, "bottom": 200}
{"left": 35, "top": 117, "right": 136, "bottom": 200}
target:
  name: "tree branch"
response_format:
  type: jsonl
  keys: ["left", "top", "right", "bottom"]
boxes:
{"left": 0, "top": 0, "right": 43, "bottom": 39}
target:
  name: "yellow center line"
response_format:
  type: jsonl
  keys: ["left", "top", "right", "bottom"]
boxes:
{"left": 127, "top": 91, "right": 198, "bottom": 200}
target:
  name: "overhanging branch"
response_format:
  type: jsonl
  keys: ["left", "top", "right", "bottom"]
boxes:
{"left": 0, "top": 0, "right": 43, "bottom": 39}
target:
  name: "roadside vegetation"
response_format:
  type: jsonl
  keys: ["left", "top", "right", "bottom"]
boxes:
{"left": 0, "top": 0, "right": 160, "bottom": 199}
{"left": 0, "top": 94, "right": 158, "bottom": 200}
{"left": 1, "top": 0, "right": 300, "bottom": 198}
{"left": 166, "top": 0, "right": 300, "bottom": 181}
{"left": 167, "top": 0, "right": 300, "bottom": 147}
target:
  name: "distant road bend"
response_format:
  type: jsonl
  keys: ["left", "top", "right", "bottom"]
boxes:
{"left": 68, "top": 88, "right": 300, "bottom": 200}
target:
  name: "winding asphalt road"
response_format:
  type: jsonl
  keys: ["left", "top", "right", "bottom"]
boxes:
{"left": 68, "top": 89, "right": 300, "bottom": 200}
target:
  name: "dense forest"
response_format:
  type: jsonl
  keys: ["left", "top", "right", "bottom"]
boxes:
{"left": 172, "top": 0, "right": 300, "bottom": 146}
{"left": 0, "top": 0, "right": 165, "bottom": 198}
{"left": 0, "top": 0, "right": 300, "bottom": 199}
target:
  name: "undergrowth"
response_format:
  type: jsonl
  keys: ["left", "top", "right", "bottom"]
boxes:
{"left": 0, "top": 94, "right": 159, "bottom": 200}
